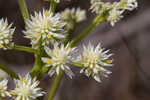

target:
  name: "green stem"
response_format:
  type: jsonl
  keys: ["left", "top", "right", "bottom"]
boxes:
{"left": 30, "top": 53, "right": 42, "bottom": 79}
{"left": 0, "top": 63, "right": 19, "bottom": 79}
{"left": 48, "top": 71, "right": 63, "bottom": 100}
{"left": 17, "top": 0, "right": 29, "bottom": 21}
{"left": 13, "top": 45, "right": 37, "bottom": 53}
{"left": 49, "top": 0, "right": 56, "bottom": 13}
{"left": 72, "top": 62, "right": 84, "bottom": 68}
{"left": 63, "top": 32, "right": 70, "bottom": 45}
{"left": 70, "top": 12, "right": 107, "bottom": 47}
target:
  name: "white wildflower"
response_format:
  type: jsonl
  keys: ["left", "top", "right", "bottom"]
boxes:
{"left": 61, "top": 8, "right": 86, "bottom": 30}
{"left": 0, "top": 79, "right": 11, "bottom": 98}
{"left": 107, "top": 5, "right": 124, "bottom": 26}
{"left": 24, "top": 9, "right": 66, "bottom": 49}
{"left": 120, "top": 0, "right": 138, "bottom": 11}
{"left": 90, "top": 0, "right": 112, "bottom": 14}
{"left": 78, "top": 43, "right": 113, "bottom": 82}
{"left": 42, "top": 43, "right": 76, "bottom": 78}
{"left": 0, "top": 18, "right": 15, "bottom": 50}
{"left": 12, "top": 74, "right": 45, "bottom": 100}
{"left": 90, "top": 0, "right": 138, "bottom": 26}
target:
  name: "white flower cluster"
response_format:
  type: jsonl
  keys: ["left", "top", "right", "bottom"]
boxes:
{"left": 0, "top": 79, "right": 11, "bottom": 98}
{"left": 61, "top": 8, "right": 86, "bottom": 30}
{"left": 42, "top": 43, "right": 76, "bottom": 78}
{"left": 90, "top": 0, "right": 138, "bottom": 26}
{"left": 0, "top": 18, "right": 15, "bottom": 50}
{"left": 24, "top": 9, "right": 66, "bottom": 49}
{"left": 42, "top": 42, "right": 113, "bottom": 82}
{"left": 0, "top": 73, "right": 44, "bottom": 100}
{"left": 12, "top": 74, "right": 45, "bottom": 100}
{"left": 78, "top": 43, "right": 112, "bottom": 82}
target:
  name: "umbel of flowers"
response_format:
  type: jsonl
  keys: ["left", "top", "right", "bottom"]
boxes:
{"left": 0, "top": 0, "right": 138, "bottom": 99}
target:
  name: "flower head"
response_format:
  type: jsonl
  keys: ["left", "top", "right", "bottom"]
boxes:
{"left": 24, "top": 9, "right": 66, "bottom": 49}
{"left": 0, "top": 18, "right": 15, "bottom": 50}
{"left": 0, "top": 79, "right": 11, "bottom": 98}
{"left": 120, "top": 0, "right": 138, "bottom": 11}
{"left": 107, "top": 4, "right": 124, "bottom": 26}
{"left": 12, "top": 74, "right": 45, "bottom": 100}
{"left": 42, "top": 43, "right": 76, "bottom": 78}
{"left": 61, "top": 8, "right": 86, "bottom": 30}
{"left": 90, "top": 0, "right": 112, "bottom": 14}
{"left": 90, "top": 0, "right": 138, "bottom": 26}
{"left": 78, "top": 43, "right": 113, "bottom": 82}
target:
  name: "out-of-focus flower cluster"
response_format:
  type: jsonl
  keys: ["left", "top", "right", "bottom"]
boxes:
{"left": 90, "top": 0, "right": 138, "bottom": 26}
{"left": 61, "top": 8, "right": 86, "bottom": 30}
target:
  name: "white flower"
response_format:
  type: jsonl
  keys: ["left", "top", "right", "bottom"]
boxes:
{"left": 24, "top": 9, "right": 66, "bottom": 49}
{"left": 120, "top": 0, "right": 138, "bottom": 11}
{"left": 107, "top": 5, "right": 124, "bottom": 26}
{"left": 12, "top": 74, "right": 45, "bottom": 100}
{"left": 42, "top": 43, "right": 76, "bottom": 78}
{"left": 78, "top": 43, "right": 113, "bottom": 82}
{"left": 0, "top": 79, "right": 11, "bottom": 98}
{"left": 0, "top": 18, "right": 15, "bottom": 50}
{"left": 90, "top": 0, "right": 112, "bottom": 14}
{"left": 61, "top": 8, "right": 86, "bottom": 30}
{"left": 90, "top": 0, "right": 138, "bottom": 26}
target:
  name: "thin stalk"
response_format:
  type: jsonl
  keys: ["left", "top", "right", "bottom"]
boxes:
{"left": 17, "top": 0, "right": 29, "bottom": 21}
{"left": 63, "top": 32, "right": 70, "bottom": 45}
{"left": 49, "top": 0, "right": 56, "bottom": 13}
{"left": 48, "top": 70, "right": 63, "bottom": 100}
{"left": 70, "top": 13, "right": 106, "bottom": 47}
{"left": 13, "top": 45, "right": 37, "bottom": 54}
{"left": 0, "top": 63, "right": 19, "bottom": 79}
{"left": 30, "top": 53, "right": 42, "bottom": 79}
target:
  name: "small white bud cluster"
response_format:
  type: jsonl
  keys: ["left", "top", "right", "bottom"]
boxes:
{"left": 61, "top": 7, "right": 86, "bottom": 30}
{"left": 90, "top": 0, "right": 138, "bottom": 26}
{"left": 0, "top": 19, "right": 15, "bottom": 50}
